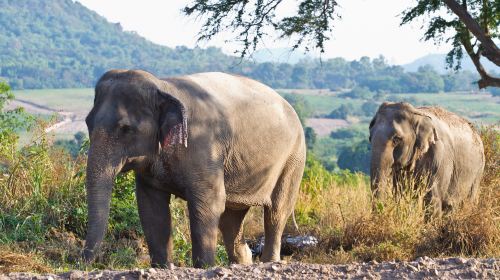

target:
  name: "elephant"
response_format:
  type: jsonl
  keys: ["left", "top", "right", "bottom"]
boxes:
{"left": 369, "top": 102, "right": 484, "bottom": 217}
{"left": 82, "top": 69, "right": 306, "bottom": 268}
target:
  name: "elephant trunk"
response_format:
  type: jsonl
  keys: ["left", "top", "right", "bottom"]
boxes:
{"left": 370, "top": 141, "right": 394, "bottom": 200}
{"left": 82, "top": 143, "right": 122, "bottom": 262}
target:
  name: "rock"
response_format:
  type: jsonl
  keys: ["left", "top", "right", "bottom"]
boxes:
{"left": 345, "top": 264, "right": 356, "bottom": 272}
{"left": 148, "top": 268, "right": 157, "bottom": 274}
{"left": 270, "top": 264, "right": 280, "bottom": 272}
{"left": 230, "top": 264, "right": 243, "bottom": 270}
{"left": 407, "top": 264, "right": 419, "bottom": 272}
{"left": 429, "top": 269, "right": 439, "bottom": 276}
{"left": 204, "top": 267, "right": 231, "bottom": 278}
{"left": 452, "top": 257, "right": 467, "bottom": 264}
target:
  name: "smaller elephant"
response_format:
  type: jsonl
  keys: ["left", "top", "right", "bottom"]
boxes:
{"left": 369, "top": 102, "right": 484, "bottom": 217}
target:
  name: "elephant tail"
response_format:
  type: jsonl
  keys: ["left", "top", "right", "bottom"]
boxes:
{"left": 292, "top": 208, "right": 300, "bottom": 232}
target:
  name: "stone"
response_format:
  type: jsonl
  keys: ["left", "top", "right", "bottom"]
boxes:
{"left": 252, "top": 268, "right": 262, "bottom": 274}
{"left": 148, "top": 268, "right": 157, "bottom": 274}
{"left": 407, "top": 264, "right": 419, "bottom": 272}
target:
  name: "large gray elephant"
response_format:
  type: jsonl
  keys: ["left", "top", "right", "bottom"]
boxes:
{"left": 369, "top": 102, "right": 484, "bottom": 217}
{"left": 82, "top": 70, "right": 306, "bottom": 268}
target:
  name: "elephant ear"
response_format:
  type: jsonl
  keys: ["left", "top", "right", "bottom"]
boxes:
{"left": 413, "top": 113, "right": 438, "bottom": 160}
{"left": 158, "top": 90, "right": 188, "bottom": 149}
{"left": 368, "top": 115, "right": 376, "bottom": 142}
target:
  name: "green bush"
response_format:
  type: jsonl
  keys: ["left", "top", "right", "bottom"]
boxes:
{"left": 340, "top": 86, "right": 374, "bottom": 99}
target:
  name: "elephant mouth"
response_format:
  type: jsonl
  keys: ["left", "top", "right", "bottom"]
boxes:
{"left": 121, "top": 156, "right": 148, "bottom": 172}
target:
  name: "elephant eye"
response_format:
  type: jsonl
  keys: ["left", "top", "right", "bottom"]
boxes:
{"left": 119, "top": 124, "right": 134, "bottom": 134}
{"left": 392, "top": 135, "right": 402, "bottom": 145}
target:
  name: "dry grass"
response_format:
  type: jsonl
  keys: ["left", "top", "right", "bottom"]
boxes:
{"left": 290, "top": 125, "right": 500, "bottom": 263}
{"left": 0, "top": 246, "right": 50, "bottom": 274}
{"left": 0, "top": 124, "right": 498, "bottom": 273}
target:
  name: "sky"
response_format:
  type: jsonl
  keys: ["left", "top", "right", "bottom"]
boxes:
{"left": 77, "top": 0, "right": 452, "bottom": 65}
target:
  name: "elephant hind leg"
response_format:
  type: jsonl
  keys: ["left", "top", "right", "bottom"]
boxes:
{"left": 219, "top": 208, "right": 252, "bottom": 264}
{"left": 468, "top": 170, "right": 483, "bottom": 204}
{"left": 261, "top": 159, "right": 304, "bottom": 262}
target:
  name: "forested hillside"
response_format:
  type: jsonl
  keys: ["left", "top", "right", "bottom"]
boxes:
{"left": 0, "top": 0, "right": 235, "bottom": 89}
{"left": 0, "top": 0, "right": 492, "bottom": 93}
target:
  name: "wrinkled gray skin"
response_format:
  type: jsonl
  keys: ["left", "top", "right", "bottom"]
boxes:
{"left": 82, "top": 70, "right": 306, "bottom": 268}
{"left": 369, "top": 102, "right": 484, "bottom": 217}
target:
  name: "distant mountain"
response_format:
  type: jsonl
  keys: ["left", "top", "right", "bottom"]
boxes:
{"left": 251, "top": 48, "right": 312, "bottom": 64}
{"left": 0, "top": 0, "right": 238, "bottom": 89}
{"left": 402, "top": 53, "right": 498, "bottom": 74}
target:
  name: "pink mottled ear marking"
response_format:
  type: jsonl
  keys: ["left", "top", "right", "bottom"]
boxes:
{"left": 161, "top": 123, "right": 187, "bottom": 149}
{"left": 157, "top": 89, "right": 188, "bottom": 149}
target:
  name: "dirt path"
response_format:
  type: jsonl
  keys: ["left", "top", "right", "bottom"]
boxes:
{"left": 2, "top": 257, "right": 498, "bottom": 279}
{"left": 6, "top": 99, "right": 85, "bottom": 134}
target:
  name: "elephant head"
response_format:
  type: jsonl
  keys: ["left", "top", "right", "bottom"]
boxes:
{"left": 369, "top": 102, "right": 438, "bottom": 198}
{"left": 82, "top": 69, "right": 187, "bottom": 262}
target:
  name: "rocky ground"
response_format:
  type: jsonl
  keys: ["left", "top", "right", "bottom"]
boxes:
{"left": 1, "top": 257, "right": 498, "bottom": 279}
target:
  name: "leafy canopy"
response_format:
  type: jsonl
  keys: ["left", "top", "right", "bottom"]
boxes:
{"left": 400, "top": 0, "right": 499, "bottom": 88}
{"left": 184, "top": 0, "right": 499, "bottom": 88}
{"left": 184, "top": 0, "right": 339, "bottom": 57}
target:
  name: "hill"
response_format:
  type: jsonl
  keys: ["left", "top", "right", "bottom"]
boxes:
{"left": 0, "top": 0, "right": 493, "bottom": 93}
{"left": 403, "top": 53, "right": 498, "bottom": 74}
{"left": 0, "top": 0, "right": 237, "bottom": 89}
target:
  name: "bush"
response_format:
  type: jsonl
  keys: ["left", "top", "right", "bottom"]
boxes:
{"left": 340, "top": 86, "right": 374, "bottom": 100}
{"left": 326, "top": 104, "right": 355, "bottom": 119}
{"left": 330, "top": 126, "right": 367, "bottom": 140}
{"left": 337, "top": 140, "right": 371, "bottom": 174}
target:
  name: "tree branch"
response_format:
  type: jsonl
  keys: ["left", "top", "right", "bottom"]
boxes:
{"left": 442, "top": 0, "right": 500, "bottom": 66}
{"left": 460, "top": 30, "right": 500, "bottom": 89}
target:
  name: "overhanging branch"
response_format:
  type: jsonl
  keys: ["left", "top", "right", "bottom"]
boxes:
{"left": 442, "top": 0, "right": 500, "bottom": 66}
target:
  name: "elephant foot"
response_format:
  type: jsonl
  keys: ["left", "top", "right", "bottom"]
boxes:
{"left": 152, "top": 262, "right": 175, "bottom": 270}
{"left": 233, "top": 243, "right": 253, "bottom": 265}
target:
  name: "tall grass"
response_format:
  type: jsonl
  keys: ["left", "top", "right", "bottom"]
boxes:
{"left": 292, "top": 125, "right": 500, "bottom": 263}
{"left": 0, "top": 122, "right": 498, "bottom": 273}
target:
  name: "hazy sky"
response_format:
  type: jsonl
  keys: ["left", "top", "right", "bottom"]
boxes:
{"left": 77, "top": 0, "right": 451, "bottom": 64}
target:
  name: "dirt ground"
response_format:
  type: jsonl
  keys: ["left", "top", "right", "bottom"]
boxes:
{"left": 6, "top": 99, "right": 87, "bottom": 135}
{"left": 305, "top": 118, "right": 350, "bottom": 137}
{"left": 1, "top": 257, "right": 498, "bottom": 279}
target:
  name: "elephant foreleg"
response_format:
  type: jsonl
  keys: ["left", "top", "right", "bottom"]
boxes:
{"left": 136, "top": 175, "right": 173, "bottom": 268}
{"left": 219, "top": 208, "right": 252, "bottom": 264}
{"left": 187, "top": 176, "right": 226, "bottom": 268}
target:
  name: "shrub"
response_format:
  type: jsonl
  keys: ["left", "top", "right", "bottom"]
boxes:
{"left": 326, "top": 104, "right": 355, "bottom": 119}
{"left": 339, "top": 86, "right": 374, "bottom": 100}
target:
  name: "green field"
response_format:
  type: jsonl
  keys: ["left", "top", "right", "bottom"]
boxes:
{"left": 11, "top": 88, "right": 500, "bottom": 126}
{"left": 278, "top": 89, "right": 500, "bottom": 124}
{"left": 13, "top": 88, "right": 94, "bottom": 114}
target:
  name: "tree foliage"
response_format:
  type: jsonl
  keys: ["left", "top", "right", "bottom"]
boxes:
{"left": 185, "top": 0, "right": 499, "bottom": 89}
{"left": 184, "top": 0, "right": 339, "bottom": 57}
{"left": 401, "top": 0, "right": 499, "bottom": 88}
{"left": 0, "top": 82, "right": 32, "bottom": 158}
{"left": 337, "top": 139, "right": 370, "bottom": 174}
{"left": 0, "top": 0, "right": 489, "bottom": 94}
